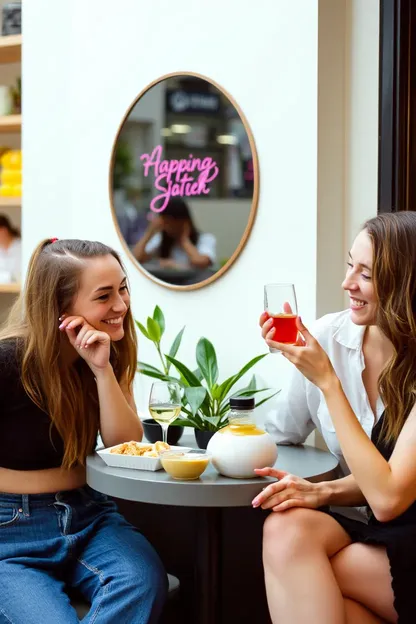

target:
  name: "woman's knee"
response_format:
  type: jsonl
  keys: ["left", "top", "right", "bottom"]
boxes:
{"left": 262, "top": 509, "right": 325, "bottom": 565}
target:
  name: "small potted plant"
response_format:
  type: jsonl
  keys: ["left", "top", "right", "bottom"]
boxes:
{"left": 136, "top": 306, "right": 278, "bottom": 448}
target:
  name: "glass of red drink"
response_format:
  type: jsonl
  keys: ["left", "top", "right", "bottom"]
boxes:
{"left": 264, "top": 283, "right": 298, "bottom": 353}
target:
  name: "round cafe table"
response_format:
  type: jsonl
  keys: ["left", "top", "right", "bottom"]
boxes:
{"left": 87, "top": 437, "right": 338, "bottom": 624}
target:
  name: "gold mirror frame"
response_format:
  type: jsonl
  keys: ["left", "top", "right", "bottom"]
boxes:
{"left": 109, "top": 71, "right": 260, "bottom": 291}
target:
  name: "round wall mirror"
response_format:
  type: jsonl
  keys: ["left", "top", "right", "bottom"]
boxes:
{"left": 110, "top": 72, "right": 259, "bottom": 290}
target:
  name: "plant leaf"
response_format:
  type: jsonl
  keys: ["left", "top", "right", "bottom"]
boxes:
{"left": 232, "top": 387, "right": 275, "bottom": 398}
{"left": 185, "top": 387, "right": 208, "bottom": 417}
{"left": 166, "top": 355, "right": 211, "bottom": 416}
{"left": 255, "top": 390, "right": 280, "bottom": 408}
{"left": 137, "top": 361, "right": 164, "bottom": 376}
{"left": 135, "top": 320, "right": 151, "bottom": 340}
{"left": 153, "top": 306, "right": 165, "bottom": 337}
{"left": 166, "top": 326, "right": 185, "bottom": 372}
{"left": 218, "top": 388, "right": 276, "bottom": 416}
{"left": 172, "top": 417, "right": 198, "bottom": 428}
{"left": 246, "top": 375, "right": 257, "bottom": 391}
{"left": 137, "top": 361, "right": 183, "bottom": 385}
{"left": 196, "top": 337, "right": 218, "bottom": 389}
{"left": 203, "top": 415, "right": 222, "bottom": 429}
{"left": 147, "top": 317, "right": 161, "bottom": 343}
{"left": 211, "top": 383, "right": 222, "bottom": 401}
{"left": 193, "top": 368, "right": 204, "bottom": 381}
{"left": 165, "top": 355, "right": 202, "bottom": 387}
{"left": 217, "top": 353, "right": 269, "bottom": 404}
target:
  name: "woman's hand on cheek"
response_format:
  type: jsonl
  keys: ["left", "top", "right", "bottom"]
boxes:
{"left": 265, "top": 316, "right": 337, "bottom": 391}
{"left": 59, "top": 315, "right": 111, "bottom": 373}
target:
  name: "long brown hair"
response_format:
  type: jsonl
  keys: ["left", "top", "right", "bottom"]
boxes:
{"left": 0, "top": 239, "right": 138, "bottom": 469}
{"left": 364, "top": 212, "right": 416, "bottom": 442}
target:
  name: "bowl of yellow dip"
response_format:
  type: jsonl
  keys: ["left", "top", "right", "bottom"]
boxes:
{"left": 160, "top": 449, "right": 211, "bottom": 480}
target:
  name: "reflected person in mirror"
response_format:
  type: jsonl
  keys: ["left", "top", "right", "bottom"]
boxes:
{"left": 0, "top": 238, "right": 167, "bottom": 623}
{"left": 133, "top": 197, "right": 216, "bottom": 270}
{"left": 255, "top": 212, "right": 416, "bottom": 623}
{"left": 0, "top": 214, "right": 21, "bottom": 283}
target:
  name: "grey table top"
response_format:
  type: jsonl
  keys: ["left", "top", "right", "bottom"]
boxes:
{"left": 87, "top": 434, "right": 339, "bottom": 508}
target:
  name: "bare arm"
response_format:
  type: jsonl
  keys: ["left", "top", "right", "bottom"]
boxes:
{"left": 132, "top": 222, "right": 160, "bottom": 263}
{"left": 266, "top": 317, "right": 416, "bottom": 522}
{"left": 179, "top": 236, "right": 211, "bottom": 268}
{"left": 95, "top": 364, "right": 143, "bottom": 447}
{"left": 252, "top": 469, "right": 366, "bottom": 511}
{"left": 318, "top": 473, "right": 367, "bottom": 507}
{"left": 59, "top": 315, "right": 143, "bottom": 448}
{"left": 260, "top": 312, "right": 316, "bottom": 445}
{"left": 322, "top": 379, "right": 416, "bottom": 521}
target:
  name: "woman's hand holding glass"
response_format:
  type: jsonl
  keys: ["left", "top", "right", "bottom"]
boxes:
{"left": 262, "top": 315, "right": 337, "bottom": 392}
{"left": 251, "top": 468, "right": 325, "bottom": 511}
{"left": 259, "top": 308, "right": 305, "bottom": 347}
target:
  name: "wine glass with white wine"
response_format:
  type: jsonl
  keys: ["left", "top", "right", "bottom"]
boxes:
{"left": 148, "top": 381, "right": 182, "bottom": 445}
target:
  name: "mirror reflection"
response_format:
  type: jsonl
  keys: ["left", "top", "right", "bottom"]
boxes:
{"left": 111, "top": 73, "right": 258, "bottom": 288}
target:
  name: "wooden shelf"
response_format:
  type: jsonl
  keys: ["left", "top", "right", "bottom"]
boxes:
{"left": 0, "top": 36, "right": 21, "bottom": 303}
{"left": 0, "top": 196, "right": 21, "bottom": 207}
{"left": 0, "top": 283, "right": 20, "bottom": 294}
{"left": 0, "top": 35, "right": 21, "bottom": 64}
{"left": 0, "top": 114, "right": 21, "bottom": 132}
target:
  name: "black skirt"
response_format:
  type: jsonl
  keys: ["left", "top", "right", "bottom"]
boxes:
{"left": 326, "top": 414, "right": 416, "bottom": 623}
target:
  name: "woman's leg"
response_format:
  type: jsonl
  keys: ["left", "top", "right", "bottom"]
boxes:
{"left": 262, "top": 508, "right": 351, "bottom": 624}
{"left": 0, "top": 562, "right": 79, "bottom": 624}
{"left": 331, "top": 543, "right": 398, "bottom": 623}
{"left": 344, "top": 598, "right": 387, "bottom": 623}
{"left": 69, "top": 510, "right": 167, "bottom": 624}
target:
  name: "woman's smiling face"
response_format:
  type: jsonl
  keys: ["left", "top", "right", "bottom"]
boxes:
{"left": 67, "top": 254, "right": 130, "bottom": 341}
{"left": 342, "top": 229, "right": 377, "bottom": 326}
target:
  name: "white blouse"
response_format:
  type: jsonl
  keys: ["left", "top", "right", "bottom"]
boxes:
{"left": 0, "top": 238, "right": 21, "bottom": 282}
{"left": 145, "top": 232, "right": 216, "bottom": 268}
{"left": 265, "top": 309, "right": 385, "bottom": 520}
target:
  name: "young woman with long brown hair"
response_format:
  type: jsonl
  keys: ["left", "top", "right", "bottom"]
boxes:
{"left": 0, "top": 238, "right": 167, "bottom": 623}
{"left": 255, "top": 212, "right": 416, "bottom": 623}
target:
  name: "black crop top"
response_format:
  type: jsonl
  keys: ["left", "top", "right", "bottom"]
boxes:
{"left": 0, "top": 338, "right": 66, "bottom": 470}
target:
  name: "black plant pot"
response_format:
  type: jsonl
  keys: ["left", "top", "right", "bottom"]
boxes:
{"left": 194, "top": 429, "right": 215, "bottom": 450}
{"left": 142, "top": 419, "right": 184, "bottom": 446}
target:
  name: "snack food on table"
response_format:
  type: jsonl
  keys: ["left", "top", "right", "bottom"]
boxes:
{"left": 109, "top": 440, "right": 170, "bottom": 456}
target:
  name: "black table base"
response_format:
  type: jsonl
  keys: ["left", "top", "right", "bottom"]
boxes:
{"left": 195, "top": 508, "right": 222, "bottom": 624}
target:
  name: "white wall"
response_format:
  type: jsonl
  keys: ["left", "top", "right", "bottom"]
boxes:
{"left": 22, "top": 0, "right": 380, "bottom": 427}
{"left": 344, "top": 0, "right": 380, "bottom": 287}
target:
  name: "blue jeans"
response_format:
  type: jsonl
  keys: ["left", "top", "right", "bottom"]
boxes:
{"left": 0, "top": 486, "right": 167, "bottom": 623}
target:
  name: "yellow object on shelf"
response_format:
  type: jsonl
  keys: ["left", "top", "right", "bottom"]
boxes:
{"left": 1, "top": 149, "right": 21, "bottom": 169}
{"left": 0, "top": 149, "right": 22, "bottom": 197}
{"left": 1, "top": 169, "right": 21, "bottom": 184}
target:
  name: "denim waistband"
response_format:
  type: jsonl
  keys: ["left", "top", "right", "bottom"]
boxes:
{"left": 0, "top": 485, "right": 99, "bottom": 513}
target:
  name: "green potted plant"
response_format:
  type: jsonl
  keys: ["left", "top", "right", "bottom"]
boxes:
{"left": 113, "top": 140, "right": 134, "bottom": 190}
{"left": 136, "top": 306, "right": 279, "bottom": 448}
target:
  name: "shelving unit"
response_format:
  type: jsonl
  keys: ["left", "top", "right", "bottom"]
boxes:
{"left": 0, "top": 196, "right": 20, "bottom": 207}
{"left": 0, "top": 113, "right": 21, "bottom": 132}
{"left": 0, "top": 33, "right": 22, "bottom": 318}
{"left": 0, "top": 34, "right": 21, "bottom": 64}
{"left": 0, "top": 283, "right": 20, "bottom": 294}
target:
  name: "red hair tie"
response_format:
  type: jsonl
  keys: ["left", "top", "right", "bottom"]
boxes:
{"left": 50, "top": 237, "right": 59, "bottom": 243}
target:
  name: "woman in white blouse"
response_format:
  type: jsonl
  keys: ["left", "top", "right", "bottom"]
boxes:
{"left": 133, "top": 198, "right": 216, "bottom": 270}
{"left": 263, "top": 309, "right": 384, "bottom": 480}
{"left": 259, "top": 248, "right": 386, "bottom": 522}
{"left": 255, "top": 212, "right": 416, "bottom": 623}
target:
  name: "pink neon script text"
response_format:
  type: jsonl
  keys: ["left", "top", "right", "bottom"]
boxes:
{"left": 140, "top": 145, "right": 219, "bottom": 213}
